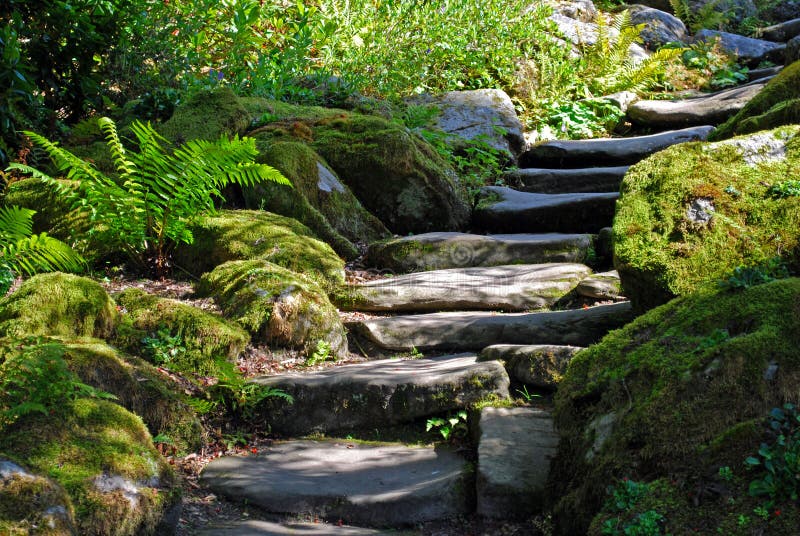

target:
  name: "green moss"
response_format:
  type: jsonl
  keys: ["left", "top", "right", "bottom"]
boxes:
{"left": 159, "top": 87, "right": 251, "bottom": 144}
{"left": 0, "top": 463, "right": 75, "bottom": 534}
{"left": 196, "top": 259, "right": 347, "bottom": 355}
{"left": 712, "top": 60, "right": 800, "bottom": 140}
{"left": 112, "top": 288, "right": 249, "bottom": 375}
{"left": 613, "top": 126, "right": 800, "bottom": 312}
{"left": 0, "top": 398, "right": 179, "bottom": 536}
{"left": 172, "top": 209, "right": 345, "bottom": 286}
{"left": 550, "top": 278, "right": 800, "bottom": 535}
{"left": 0, "top": 273, "right": 117, "bottom": 339}
{"left": 239, "top": 97, "right": 347, "bottom": 124}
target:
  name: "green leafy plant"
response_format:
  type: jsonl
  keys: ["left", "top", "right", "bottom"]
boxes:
{"left": 669, "top": 0, "right": 730, "bottom": 33}
{"left": 426, "top": 410, "right": 468, "bottom": 441}
{"left": 141, "top": 326, "right": 186, "bottom": 367}
{"left": 721, "top": 258, "right": 790, "bottom": 290}
{"left": 769, "top": 179, "right": 800, "bottom": 198}
{"left": 8, "top": 117, "right": 290, "bottom": 276}
{"left": 305, "top": 339, "right": 333, "bottom": 367}
{"left": 516, "top": 385, "right": 542, "bottom": 402}
{"left": 601, "top": 479, "right": 665, "bottom": 536}
{"left": 202, "top": 359, "right": 293, "bottom": 420}
{"left": 542, "top": 99, "right": 625, "bottom": 139}
{"left": 745, "top": 403, "right": 800, "bottom": 506}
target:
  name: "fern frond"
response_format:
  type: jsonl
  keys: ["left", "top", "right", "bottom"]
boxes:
{"left": 0, "top": 206, "right": 35, "bottom": 243}
{"left": 98, "top": 117, "right": 136, "bottom": 179}
{"left": 0, "top": 232, "right": 85, "bottom": 275}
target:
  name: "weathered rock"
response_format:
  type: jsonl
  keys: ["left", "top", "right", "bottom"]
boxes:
{"left": 747, "top": 65, "right": 783, "bottom": 80}
{"left": 160, "top": 88, "right": 251, "bottom": 143}
{"left": 576, "top": 271, "right": 623, "bottom": 300}
{"left": 545, "top": 0, "right": 597, "bottom": 22}
{"left": 201, "top": 440, "right": 472, "bottom": 526}
{"left": 0, "top": 273, "right": 116, "bottom": 339}
{"left": 364, "top": 232, "right": 593, "bottom": 272}
{"left": 479, "top": 344, "right": 583, "bottom": 388}
{"left": 614, "top": 126, "right": 800, "bottom": 311}
{"left": 519, "top": 126, "right": 714, "bottom": 168}
{"left": 409, "top": 89, "right": 526, "bottom": 157}
{"left": 627, "top": 82, "right": 765, "bottom": 127}
{"left": 347, "top": 302, "right": 634, "bottom": 352}
{"left": 759, "top": 17, "right": 800, "bottom": 42}
{"left": 253, "top": 354, "right": 509, "bottom": 435}
{"left": 0, "top": 459, "right": 75, "bottom": 534}
{"left": 339, "top": 264, "right": 592, "bottom": 313}
{"left": 197, "top": 520, "right": 396, "bottom": 535}
{"left": 693, "top": 29, "right": 786, "bottom": 67}
{"left": 788, "top": 35, "right": 800, "bottom": 64}
{"left": 628, "top": 5, "right": 688, "bottom": 48}
{"left": 473, "top": 186, "right": 619, "bottom": 234}
{"left": 548, "top": 13, "right": 649, "bottom": 61}
{"left": 197, "top": 260, "right": 347, "bottom": 355}
{"left": 756, "top": 1, "right": 800, "bottom": 24}
{"left": 505, "top": 166, "right": 629, "bottom": 194}
{"left": 476, "top": 407, "right": 559, "bottom": 518}
{"left": 550, "top": 278, "right": 800, "bottom": 535}
{"left": 690, "top": 0, "right": 756, "bottom": 25}
{"left": 595, "top": 227, "right": 614, "bottom": 264}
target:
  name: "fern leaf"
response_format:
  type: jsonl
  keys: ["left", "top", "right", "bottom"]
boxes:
{"left": 0, "top": 233, "right": 85, "bottom": 275}
{"left": 0, "top": 206, "right": 35, "bottom": 243}
{"left": 98, "top": 117, "right": 137, "bottom": 179}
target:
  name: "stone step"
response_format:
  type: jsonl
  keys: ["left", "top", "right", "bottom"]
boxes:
{"left": 251, "top": 354, "right": 510, "bottom": 436}
{"left": 518, "top": 125, "right": 714, "bottom": 168}
{"left": 479, "top": 344, "right": 584, "bottom": 388}
{"left": 748, "top": 65, "right": 783, "bottom": 81}
{"left": 503, "top": 165, "right": 629, "bottom": 194}
{"left": 627, "top": 82, "right": 767, "bottom": 128}
{"left": 364, "top": 232, "right": 592, "bottom": 273}
{"left": 694, "top": 29, "right": 786, "bottom": 67}
{"left": 760, "top": 18, "right": 800, "bottom": 42}
{"left": 475, "top": 407, "right": 559, "bottom": 519}
{"left": 473, "top": 186, "right": 618, "bottom": 234}
{"left": 197, "top": 520, "right": 400, "bottom": 535}
{"left": 200, "top": 440, "right": 472, "bottom": 527}
{"left": 338, "top": 263, "right": 592, "bottom": 313}
{"left": 347, "top": 302, "right": 634, "bottom": 353}
{"left": 576, "top": 270, "right": 622, "bottom": 300}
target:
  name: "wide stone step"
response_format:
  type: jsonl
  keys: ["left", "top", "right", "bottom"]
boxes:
{"left": 200, "top": 440, "right": 472, "bottom": 527}
{"left": 197, "top": 520, "right": 399, "bottom": 535}
{"left": 503, "top": 165, "right": 629, "bottom": 193}
{"left": 518, "top": 125, "right": 714, "bottom": 168}
{"left": 473, "top": 186, "right": 618, "bottom": 234}
{"left": 364, "top": 232, "right": 592, "bottom": 272}
{"left": 252, "top": 354, "right": 510, "bottom": 436}
{"left": 347, "top": 302, "right": 634, "bottom": 352}
{"left": 338, "top": 263, "right": 592, "bottom": 313}
{"left": 627, "top": 81, "right": 767, "bottom": 128}
{"left": 475, "top": 407, "right": 559, "bottom": 519}
{"left": 576, "top": 270, "right": 622, "bottom": 300}
{"left": 479, "top": 344, "right": 584, "bottom": 388}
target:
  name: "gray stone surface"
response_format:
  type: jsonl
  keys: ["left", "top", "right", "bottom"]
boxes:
{"left": 519, "top": 125, "right": 714, "bottom": 167}
{"left": 197, "top": 520, "right": 403, "bottom": 535}
{"left": 548, "top": 13, "right": 649, "bottom": 61}
{"left": 505, "top": 166, "right": 629, "bottom": 193}
{"left": 201, "top": 441, "right": 471, "bottom": 526}
{"left": 576, "top": 270, "right": 623, "bottom": 300}
{"left": 694, "top": 30, "right": 786, "bottom": 67}
{"left": 479, "top": 344, "right": 583, "bottom": 388}
{"left": 341, "top": 264, "right": 592, "bottom": 313}
{"left": 475, "top": 407, "right": 559, "bottom": 518}
{"left": 545, "top": 0, "right": 597, "bottom": 23}
{"left": 473, "top": 186, "right": 619, "bottom": 234}
{"left": 253, "top": 354, "right": 510, "bottom": 435}
{"left": 788, "top": 35, "right": 800, "bottom": 65}
{"left": 628, "top": 5, "right": 688, "bottom": 48}
{"left": 748, "top": 65, "right": 783, "bottom": 81}
{"left": 347, "top": 302, "right": 634, "bottom": 352}
{"left": 364, "top": 232, "right": 592, "bottom": 272}
{"left": 627, "top": 82, "right": 765, "bottom": 127}
{"left": 760, "top": 18, "right": 800, "bottom": 42}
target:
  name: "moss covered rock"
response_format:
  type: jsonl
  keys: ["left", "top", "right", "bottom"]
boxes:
{"left": 549, "top": 278, "right": 800, "bottom": 535}
{"left": 112, "top": 288, "right": 249, "bottom": 375}
{"left": 159, "top": 87, "right": 251, "bottom": 144}
{"left": 0, "top": 458, "right": 75, "bottom": 534}
{"left": 172, "top": 209, "right": 345, "bottom": 285}
{"left": 196, "top": 259, "right": 347, "bottom": 356}
{"left": 711, "top": 60, "right": 800, "bottom": 140}
{"left": 613, "top": 126, "right": 800, "bottom": 312}
{"left": 0, "top": 398, "right": 180, "bottom": 535}
{"left": 0, "top": 273, "right": 117, "bottom": 339}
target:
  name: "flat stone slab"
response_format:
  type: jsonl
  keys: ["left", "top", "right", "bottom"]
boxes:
{"left": 504, "top": 166, "right": 629, "bottom": 193}
{"left": 627, "top": 82, "right": 766, "bottom": 127}
{"left": 364, "top": 232, "right": 592, "bottom": 272}
{"left": 519, "top": 126, "right": 714, "bottom": 168}
{"left": 347, "top": 302, "right": 634, "bottom": 352}
{"left": 576, "top": 270, "right": 622, "bottom": 300}
{"left": 252, "top": 354, "right": 510, "bottom": 435}
{"left": 479, "top": 344, "right": 583, "bottom": 388}
{"left": 473, "top": 186, "right": 618, "bottom": 234}
{"left": 760, "top": 18, "right": 800, "bottom": 42}
{"left": 694, "top": 30, "right": 786, "bottom": 67}
{"left": 201, "top": 440, "right": 471, "bottom": 526}
{"left": 476, "top": 407, "right": 559, "bottom": 518}
{"left": 340, "top": 264, "right": 592, "bottom": 313}
{"left": 197, "top": 520, "right": 399, "bottom": 535}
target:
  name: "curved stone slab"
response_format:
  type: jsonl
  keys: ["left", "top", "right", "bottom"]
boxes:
{"left": 364, "top": 232, "right": 592, "bottom": 272}
{"left": 576, "top": 270, "right": 622, "bottom": 300}
{"left": 197, "top": 520, "right": 396, "bottom": 535}
{"left": 347, "top": 302, "right": 634, "bottom": 352}
{"left": 479, "top": 344, "right": 583, "bottom": 388}
{"left": 760, "top": 18, "right": 800, "bottom": 42}
{"left": 473, "top": 186, "right": 618, "bottom": 234}
{"left": 504, "top": 166, "right": 629, "bottom": 193}
{"left": 253, "top": 354, "right": 510, "bottom": 435}
{"left": 201, "top": 441, "right": 471, "bottom": 526}
{"left": 694, "top": 30, "right": 786, "bottom": 67}
{"left": 519, "top": 126, "right": 714, "bottom": 168}
{"left": 340, "top": 264, "right": 592, "bottom": 313}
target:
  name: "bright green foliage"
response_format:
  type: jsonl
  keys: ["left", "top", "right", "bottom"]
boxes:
{"left": 745, "top": 404, "right": 800, "bottom": 506}
{"left": 669, "top": 0, "right": 730, "bottom": 33}
{"left": 601, "top": 480, "right": 665, "bottom": 536}
{"left": 721, "top": 258, "right": 791, "bottom": 290}
{"left": 426, "top": 410, "right": 468, "bottom": 441}
{"left": 8, "top": 117, "right": 291, "bottom": 275}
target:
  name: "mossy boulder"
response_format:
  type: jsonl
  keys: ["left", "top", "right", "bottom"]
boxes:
{"left": 112, "top": 288, "right": 249, "bottom": 375}
{"left": 244, "top": 140, "right": 390, "bottom": 257}
{"left": 613, "top": 126, "right": 800, "bottom": 312}
{"left": 3, "top": 179, "right": 75, "bottom": 237}
{"left": 172, "top": 209, "right": 345, "bottom": 286}
{"left": 549, "top": 278, "right": 800, "bottom": 535}
{"left": 0, "top": 273, "right": 117, "bottom": 339}
{"left": 711, "top": 60, "right": 800, "bottom": 140}
{"left": 159, "top": 87, "right": 251, "bottom": 144}
{"left": 61, "top": 339, "right": 205, "bottom": 453}
{"left": 196, "top": 259, "right": 347, "bottom": 356}
{"left": 0, "top": 458, "right": 75, "bottom": 535}
{"left": 0, "top": 398, "right": 180, "bottom": 535}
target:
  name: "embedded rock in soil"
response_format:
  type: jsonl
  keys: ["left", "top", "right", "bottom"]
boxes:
{"left": 159, "top": 87, "right": 251, "bottom": 143}
{"left": 693, "top": 30, "right": 785, "bottom": 67}
{"left": 576, "top": 271, "right": 623, "bottom": 300}
{"left": 504, "top": 166, "right": 629, "bottom": 194}
{"left": 479, "top": 344, "right": 583, "bottom": 388}
{"left": 0, "top": 458, "right": 75, "bottom": 534}
{"left": 253, "top": 354, "right": 510, "bottom": 436}
{"left": 759, "top": 17, "right": 800, "bottom": 42}
{"left": 628, "top": 5, "right": 688, "bottom": 48}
